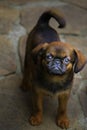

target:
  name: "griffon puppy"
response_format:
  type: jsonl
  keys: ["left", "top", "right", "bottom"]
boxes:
{"left": 21, "top": 9, "right": 86, "bottom": 129}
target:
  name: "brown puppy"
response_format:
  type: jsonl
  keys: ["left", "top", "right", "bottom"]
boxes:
{"left": 21, "top": 9, "right": 86, "bottom": 129}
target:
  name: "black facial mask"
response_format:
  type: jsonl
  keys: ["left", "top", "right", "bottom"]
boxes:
{"left": 47, "top": 58, "right": 67, "bottom": 75}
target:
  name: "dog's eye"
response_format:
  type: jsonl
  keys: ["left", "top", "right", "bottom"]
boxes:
{"left": 46, "top": 53, "right": 53, "bottom": 61}
{"left": 63, "top": 57, "right": 70, "bottom": 64}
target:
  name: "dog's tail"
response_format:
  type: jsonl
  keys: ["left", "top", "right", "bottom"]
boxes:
{"left": 37, "top": 9, "right": 66, "bottom": 28}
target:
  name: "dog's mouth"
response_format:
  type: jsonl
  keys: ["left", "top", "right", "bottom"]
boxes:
{"left": 48, "top": 68, "right": 66, "bottom": 76}
{"left": 46, "top": 62, "right": 67, "bottom": 76}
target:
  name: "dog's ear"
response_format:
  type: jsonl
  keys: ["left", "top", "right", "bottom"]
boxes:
{"left": 32, "top": 43, "right": 49, "bottom": 63}
{"left": 74, "top": 49, "right": 87, "bottom": 73}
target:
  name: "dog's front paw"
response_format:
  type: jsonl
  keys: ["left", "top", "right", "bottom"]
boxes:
{"left": 56, "top": 115, "right": 69, "bottom": 129}
{"left": 29, "top": 113, "right": 42, "bottom": 126}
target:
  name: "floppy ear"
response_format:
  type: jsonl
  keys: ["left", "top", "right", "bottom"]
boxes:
{"left": 74, "top": 49, "right": 87, "bottom": 73}
{"left": 32, "top": 43, "right": 49, "bottom": 63}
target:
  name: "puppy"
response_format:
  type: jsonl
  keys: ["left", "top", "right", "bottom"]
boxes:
{"left": 21, "top": 9, "right": 86, "bottom": 129}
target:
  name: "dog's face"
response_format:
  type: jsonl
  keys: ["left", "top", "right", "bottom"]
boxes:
{"left": 32, "top": 42, "right": 86, "bottom": 76}
{"left": 42, "top": 43, "right": 74, "bottom": 75}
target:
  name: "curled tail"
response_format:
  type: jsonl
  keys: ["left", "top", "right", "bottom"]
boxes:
{"left": 37, "top": 9, "right": 66, "bottom": 28}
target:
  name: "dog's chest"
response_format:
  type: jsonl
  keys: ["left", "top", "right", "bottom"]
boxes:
{"left": 36, "top": 75, "right": 71, "bottom": 94}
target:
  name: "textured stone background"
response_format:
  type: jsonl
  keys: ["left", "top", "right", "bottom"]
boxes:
{"left": 0, "top": 0, "right": 87, "bottom": 130}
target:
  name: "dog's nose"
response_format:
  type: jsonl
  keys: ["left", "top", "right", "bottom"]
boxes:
{"left": 54, "top": 59, "right": 60, "bottom": 63}
{"left": 54, "top": 59, "right": 61, "bottom": 66}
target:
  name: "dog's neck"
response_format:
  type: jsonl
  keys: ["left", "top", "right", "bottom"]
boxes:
{"left": 36, "top": 68, "right": 74, "bottom": 94}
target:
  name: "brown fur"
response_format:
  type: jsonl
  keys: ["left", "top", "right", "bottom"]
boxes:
{"left": 21, "top": 9, "right": 86, "bottom": 129}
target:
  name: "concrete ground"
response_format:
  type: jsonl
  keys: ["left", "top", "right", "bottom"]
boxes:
{"left": 0, "top": 0, "right": 87, "bottom": 130}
